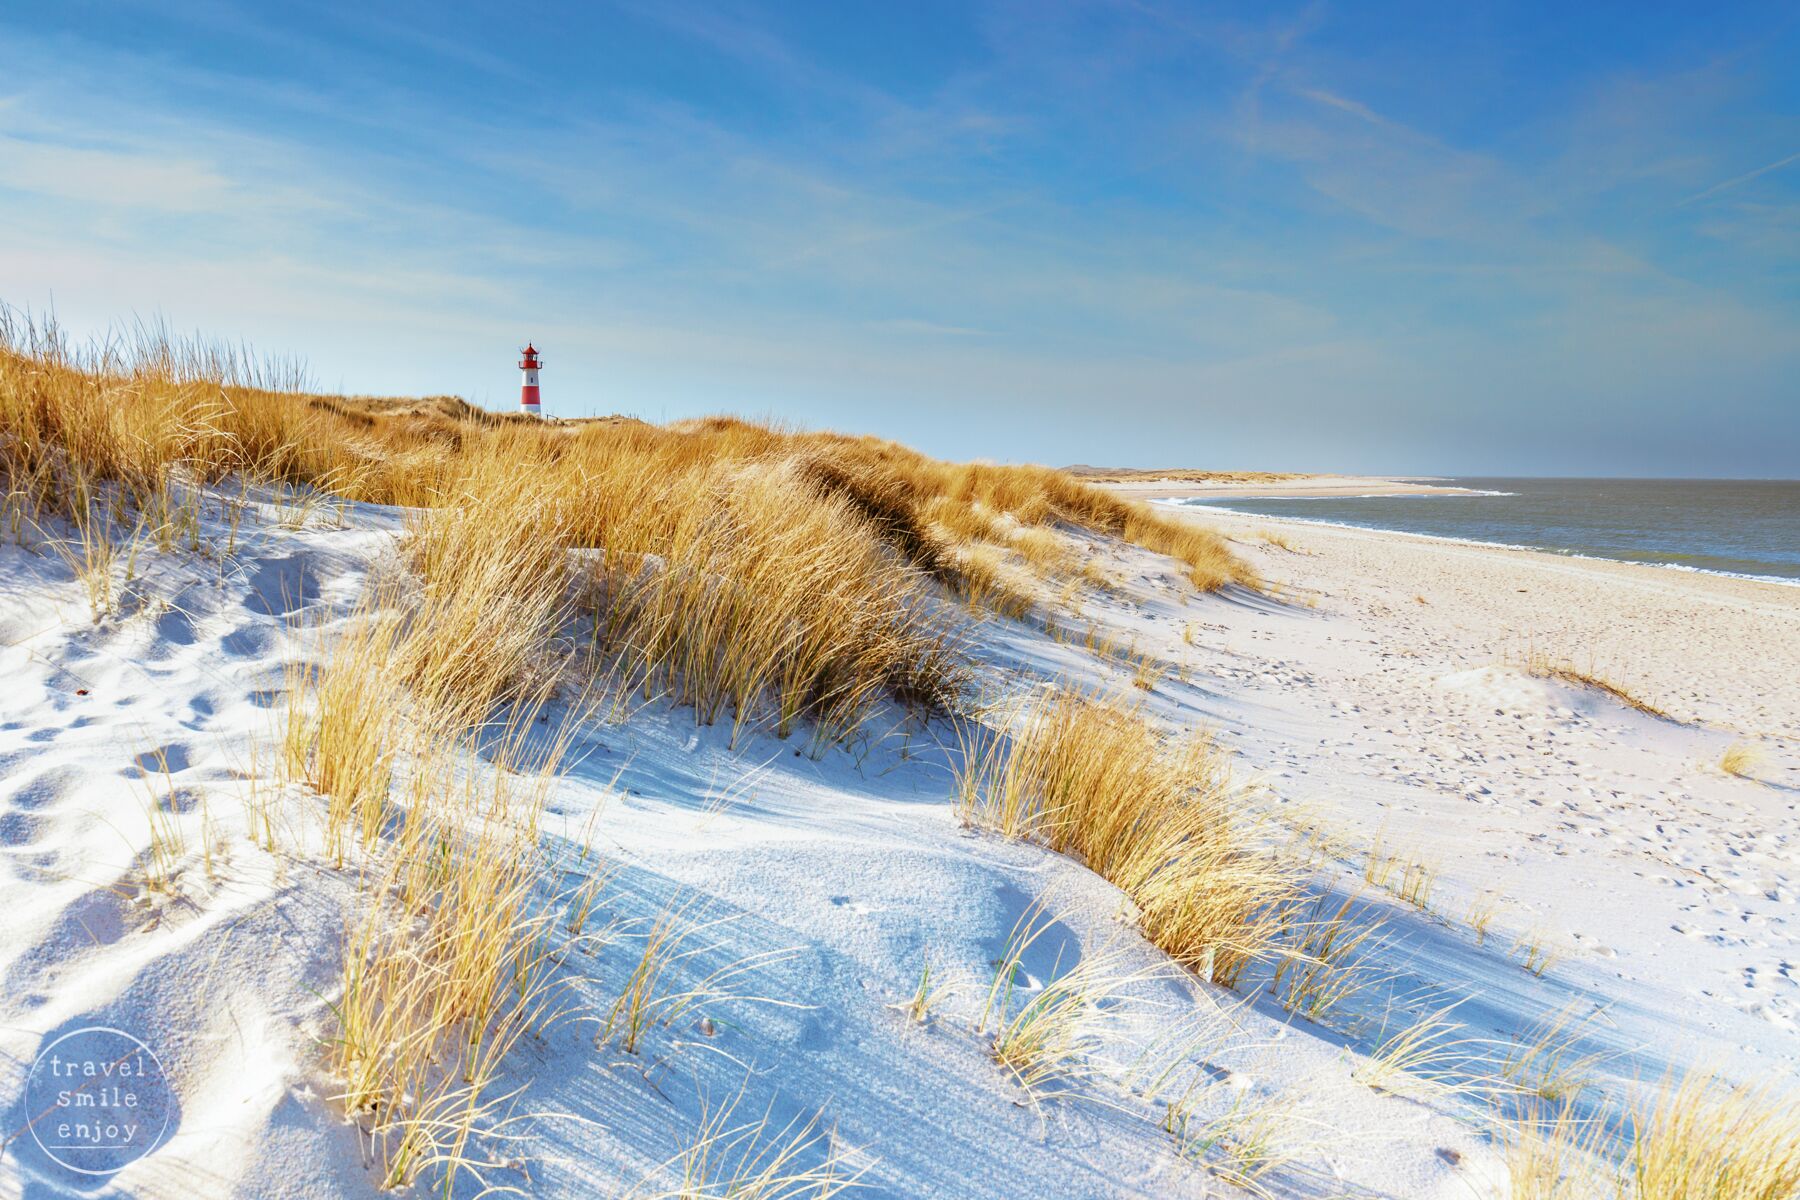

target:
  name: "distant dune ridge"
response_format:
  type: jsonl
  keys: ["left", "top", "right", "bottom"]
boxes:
{"left": 1062, "top": 464, "right": 1307, "bottom": 483}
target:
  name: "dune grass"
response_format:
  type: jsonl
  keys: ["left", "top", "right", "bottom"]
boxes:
{"left": 40, "top": 486, "right": 143, "bottom": 622}
{"left": 637, "top": 1086, "right": 867, "bottom": 1200}
{"left": 1166, "top": 1088, "right": 1319, "bottom": 1200}
{"left": 1467, "top": 891, "right": 1502, "bottom": 944}
{"left": 1622, "top": 1071, "right": 1800, "bottom": 1200}
{"left": 1267, "top": 890, "right": 1388, "bottom": 1023}
{"left": 1501, "top": 1004, "right": 1609, "bottom": 1105}
{"left": 1513, "top": 927, "right": 1564, "bottom": 978}
{"left": 1352, "top": 1001, "right": 1485, "bottom": 1099}
{"left": 328, "top": 702, "right": 574, "bottom": 1193}
{"left": 898, "top": 955, "right": 946, "bottom": 1025}
{"left": 1363, "top": 827, "right": 1400, "bottom": 890}
{"left": 975, "top": 902, "right": 1156, "bottom": 1101}
{"left": 2, "top": 309, "right": 1248, "bottom": 747}
{"left": 286, "top": 536, "right": 585, "bottom": 1191}
{"left": 281, "top": 603, "right": 403, "bottom": 867}
{"left": 1503, "top": 1101, "right": 1615, "bottom": 1200}
{"left": 598, "top": 898, "right": 797, "bottom": 1056}
{"left": 1502, "top": 1069, "right": 1800, "bottom": 1200}
{"left": 1361, "top": 827, "right": 1439, "bottom": 912}
{"left": 956, "top": 687, "right": 1293, "bottom": 986}
{"left": 1521, "top": 650, "right": 1669, "bottom": 719}
{"left": 1719, "top": 742, "right": 1764, "bottom": 780}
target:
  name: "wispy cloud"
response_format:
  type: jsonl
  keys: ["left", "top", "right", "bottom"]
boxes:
{"left": 1680, "top": 148, "right": 1800, "bottom": 206}
{"left": 0, "top": 135, "right": 235, "bottom": 212}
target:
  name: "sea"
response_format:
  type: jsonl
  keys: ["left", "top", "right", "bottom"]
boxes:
{"left": 1165, "top": 478, "right": 1800, "bottom": 585}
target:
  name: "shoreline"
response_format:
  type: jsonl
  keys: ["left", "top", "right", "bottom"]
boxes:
{"left": 1150, "top": 496, "right": 1800, "bottom": 590}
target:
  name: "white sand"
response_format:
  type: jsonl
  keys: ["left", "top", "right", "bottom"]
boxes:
{"left": 1102, "top": 475, "right": 1478, "bottom": 499}
{"left": 1155, "top": 506, "right": 1800, "bottom": 1048}
{"left": 1, "top": 479, "right": 1794, "bottom": 1197}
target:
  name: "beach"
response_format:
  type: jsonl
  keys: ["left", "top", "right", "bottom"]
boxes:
{"left": 1150, "top": 502, "right": 1800, "bottom": 1050}
{"left": 1100, "top": 474, "right": 1479, "bottom": 499}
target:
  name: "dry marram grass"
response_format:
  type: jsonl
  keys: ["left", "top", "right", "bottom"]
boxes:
{"left": 1502, "top": 1069, "right": 1800, "bottom": 1200}
{"left": 1521, "top": 649, "right": 1669, "bottom": 719}
{"left": 957, "top": 687, "right": 1293, "bottom": 986}
{"left": 1, "top": 312, "right": 1248, "bottom": 754}
{"left": 1719, "top": 742, "right": 1764, "bottom": 780}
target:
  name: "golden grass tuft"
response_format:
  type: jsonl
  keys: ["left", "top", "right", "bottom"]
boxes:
{"left": 1501, "top": 1069, "right": 1800, "bottom": 1200}
{"left": 1521, "top": 650, "right": 1669, "bottom": 719}
{"left": 1363, "top": 827, "right": 1400, "bottom": 890}
{"left": 1397, "top": 857, "right": 1437, "bottom": 911}
{"left": 1512, "top": 927, "right": 1564, "bottom": 978}
{"left": 1361, "top": 827, "right": 1436, "bottom": 911}
{"left": 897, "top": 952, "right": 956, "bottom": 1025}
{"left": 1353, "top": 1001, "right": 1482, "bottom": 1098}
{"left": 39, "top": 484, "right": 143, "bottom": 622}
{"left": 637, "top": 1086, "right": 867, "bottom": 1200}
{"left": 1501, "top": 1004, "right": 1608, "bottom": 1104}
{"left": 1623, "top": 1071, "right": 1800, "bottom": 1200}
{"left": 1170, "top": 1091, "right": 1313, "bottom": 1199}
{"left": 790, "top": 435, "right": 1255, "bottom": 597}
{"left": 1251, "top": 528, "right": 1296, "bottom": 552}
{"left": 1122, "top": 507, "right": 1257, "bottom": 592}
{"left": 1267, "top": 891, "right": 1388, "bottom": 1022}
{"left": 957, "top": 687, "right": 1292, "bottom": 986}
{"left": 569, "top": 454, "right": 968, "bottom": 746}
{"left": 1719, "top": 742, "right": 1764, "bottom": 780}
{"left": 398, "top": 455, "right": 573, "bottom": 730}
{"left": 1503, "top": 1101, "right": 1614, "bottom": 1200}
{"left": 598, "top": 899, "right": 796, "bottom": 1056}
{"left": 1467, "top": 891, "right": 1502, "bottom": 944}
{"left": 329, "top": 705, "right": 573, "bottom": 1193}
{"left": 281, "top": 603, "right": 403, "bottom": 866}
{"left": 975, "top": 901, "right": 1162, "bottom": 1103}
{"left": 1011, "top": 524, "right": 1074, "bottom": 574}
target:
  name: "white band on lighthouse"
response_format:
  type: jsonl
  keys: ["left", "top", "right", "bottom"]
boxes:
{"left": 519, "top": 343, "right": 543, "bottom": 415}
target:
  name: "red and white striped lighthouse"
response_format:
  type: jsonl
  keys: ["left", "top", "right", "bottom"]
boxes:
{"left": 518, "top": 343, "right": 543, "bottom": 416}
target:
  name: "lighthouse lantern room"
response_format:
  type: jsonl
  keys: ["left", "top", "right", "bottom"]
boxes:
{"left": 519, "top": 344, "right": 543, "bottom": 416}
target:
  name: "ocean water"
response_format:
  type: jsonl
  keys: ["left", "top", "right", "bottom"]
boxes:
{"left": 1169, "top": 478, "right": 1800, "bottom": 584}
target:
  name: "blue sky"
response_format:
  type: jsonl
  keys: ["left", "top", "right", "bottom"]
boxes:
{"left": 1, "top": 2, "right": 1796, "bottom": 475}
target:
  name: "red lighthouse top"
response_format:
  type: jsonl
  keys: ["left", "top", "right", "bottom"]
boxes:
{"left": 519, "top": 344, "right": 541, "bottom": 370}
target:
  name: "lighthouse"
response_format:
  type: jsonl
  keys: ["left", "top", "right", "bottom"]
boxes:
{"left": 518, "top": 343, "right": 543, "bottom": 416}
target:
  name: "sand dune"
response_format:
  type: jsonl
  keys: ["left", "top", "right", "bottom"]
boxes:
{"left": 2, "top": 476, "right": 1795, "bottom": 1197}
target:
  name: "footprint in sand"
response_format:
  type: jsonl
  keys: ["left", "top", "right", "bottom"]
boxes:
{"left": 0, "top": 808, "right": 51, "bottom": 848}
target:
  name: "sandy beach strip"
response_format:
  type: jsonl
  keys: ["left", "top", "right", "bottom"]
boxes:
{"left": 1181, "top": 497, "right": 1800, "bottom": 740}
{"left": 1142, "top": 500, "right": 1800, "bottom": 1055}
{"left": 1102, "top": 473, "right": 1478, "bottom": 499}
